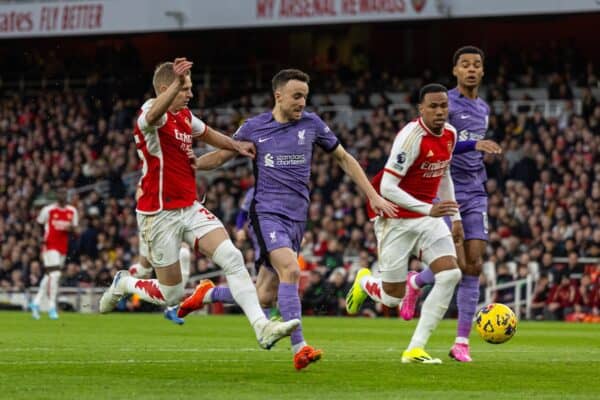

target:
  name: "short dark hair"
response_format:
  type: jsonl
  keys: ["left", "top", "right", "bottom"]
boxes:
{"left": 272, "top": 69, "right": 310, "bottom": 92}
{"left": 453, "top": 45, "right": 485, "bottom": 66}
{"left": 419, "top": 83, "right": 448, "bottom": 103}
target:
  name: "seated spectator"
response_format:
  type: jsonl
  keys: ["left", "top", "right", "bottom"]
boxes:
{"left": 545, "top": 275, "right": 577, "bottom": 320}
{"left": 531, "top": 274, "right": 551, "bottom": 320}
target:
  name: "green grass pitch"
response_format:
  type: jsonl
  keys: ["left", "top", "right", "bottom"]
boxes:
{"left": 1, "top": 312, "right": 599, "bottom": 399}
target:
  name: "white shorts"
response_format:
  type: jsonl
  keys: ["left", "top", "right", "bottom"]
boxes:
{"left": 374, "top": 216, "right": 456, "bottom": 283}
{"left": 42, "top": 250, "right": 66, "bottom": 268}
{"left": 137, "top": 201, "right": 223, "bottom": 267}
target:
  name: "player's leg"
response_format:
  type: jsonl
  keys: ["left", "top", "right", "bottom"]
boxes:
{"left": 99, "top": 212, "right": 182, "bottom": 314}
{"left": 450, "top": 205, "right": 488, "bottom": 362}
{"left": 181, "top": 203, "right": 299, "bottom": 348}
{"left": 194, "top": 229, "right": 298, "bottom": 348}
{"left": 347, "top": 217, "right": 411, "bottom": 314}
{"left": 47, "top": 268, "right": 62, "bottom": 320}
{"left": 400, "top": 217, "right": 467, "bottom": 320}
{"left": 250, "top": 213, "right": 321, "bottom": 369}
{"left": 30, "top": 263, "right": 52, "bottom": 319}
{"left": 403, "top": 220, "right": 461, "bottom": 364}
{"left": 180, "top": 261, "right": 277, "bottom": 317}
{"left": 451, "top": 238, "right": 485, "bottom": 361}
{"left": 268, "top": 247, "right": 322, "bottom": 369}
{"left": 256, "top": 266, "right": 279, "bottom": 317}
{"left": 129, "top": 241, "right": 189, "bottom": 324}
{"left": 34, "top": 251, "right": 64, "bottom": 320}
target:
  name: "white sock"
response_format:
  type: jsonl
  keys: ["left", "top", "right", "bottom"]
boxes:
{"left": 33, "top": 275, "right": 48, "bottom": 307}
{"left": 360, "top": 276, "right": 384, "bottom": 303}
{"left": 179, "top": 246, "right": 191, "bottom": 286}
{"left": 158, "top": 281, "right": 184, "bottom": 307}
{"left": 407, "top": 269, "right": 461, "bottom": 350}
{"left": 292, "top": 341, "right": 308, "bottom": 354}
{"left": 123, "top": 276, "right": 167, "bottom": 305}
{"left": 203, "top": 288, "right": 214, "bottom": 304}
{"left": 359, "top": 276, "right": 402, "bottom": 307}
{"left": 455, "top": 337, "right": 469, "bottom": 345}
{"left": 227, "top": 270, "right": 267, "bottom": 334}
{"left": 48, "top": 270, "right": 61, "bottom": 310}
{"left": 211, "top": 240, "right": 267, "bottom": 334}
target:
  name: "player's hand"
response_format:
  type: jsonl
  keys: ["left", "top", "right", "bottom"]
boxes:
{"left": 234, "top": 141, "right": 256, "bottom": 159}
{"left": 173, "top": 57, "right": 193, "bottom": 84}
{"left": 369, "top": 194, "right": 399, "bottom": 217}
{"left": 451, "top": 220, "right": 465, "bottom": 246}
{"left": 429, "top": 200, "right": 459, "bottom": 217}
{"left": 475, "top": 140, "right": 502, "bottom": 155}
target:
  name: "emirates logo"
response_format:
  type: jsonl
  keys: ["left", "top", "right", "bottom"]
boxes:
{"left": 412, "top": 0, "right": 426, "bottom": 12}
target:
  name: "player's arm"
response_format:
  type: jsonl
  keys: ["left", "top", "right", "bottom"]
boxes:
{"left": 331, "top": 145, "right": 398, "bottom": 217}
{"left": 454, "top": 139, "right": 501, "bottom": 155}
{"left": 36, "top": 206, "right": 48, "bottom": 225}
{"left": 200, "top": 127, "right": 256, "bottom": 159}
{"left": 145, "top": 58, "right": 193, "bottom": 126}
{"left": 192, "top": 149, "right": 237, "bottom": 170}
{"left": 437, "top": 167, "right": 461, "bottom": 222}
{"left": 380, "top": 172, "right": 458, "bottom": 218}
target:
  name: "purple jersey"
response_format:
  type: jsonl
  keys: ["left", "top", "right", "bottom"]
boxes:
{"left": 234, "top": 111, "right": 339, "bottom": 221}
{"left": 448, "top": 87, "right": 490, "bottom": 197}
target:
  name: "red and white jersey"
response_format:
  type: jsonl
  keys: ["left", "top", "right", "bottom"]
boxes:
{"left": 133, "top": 99, "right": 208, "bottom": 214}
{"left": 367, "top": 118, "right": 457, "bottom": 219}
{"left": 37, "top": 203, "right": 78, "bottom": 255}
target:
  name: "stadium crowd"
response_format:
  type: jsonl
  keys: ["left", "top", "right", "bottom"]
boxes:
{"left": 1, "top": 50, "right": 599, "bottom": 321}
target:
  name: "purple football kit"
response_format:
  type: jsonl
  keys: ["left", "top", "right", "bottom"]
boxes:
{"left": 234, "top": 111, "right": 339, "bottom": 265}
{"left": 227, "top": 110, "right": 339, "bottom": 347}
{"left": 448, "top": 87, "right": 491, "bottom": 241}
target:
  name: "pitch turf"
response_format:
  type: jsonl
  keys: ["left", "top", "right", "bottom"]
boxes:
{"left": 1, "top": 312, "right": 598, "bottom": 400}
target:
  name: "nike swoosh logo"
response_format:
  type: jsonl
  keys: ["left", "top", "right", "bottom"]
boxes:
{"left": 460, "top": 115, "right": 469, "bottom": 119}
{"left": 258, "top": 137, "right": 272, "bottom": 143}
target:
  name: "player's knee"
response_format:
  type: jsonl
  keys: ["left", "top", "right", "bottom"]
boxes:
{"left": 436, "top": 268, "right": 462, "bottom": 287}
{"left": 463, "top": 262, "right": 482, "bottom": 276}
{"left": 212, "top": 240, "right": 245, "bottom": 275}
{"left": 279, "top": 263, "right": 300, "bottom": 282}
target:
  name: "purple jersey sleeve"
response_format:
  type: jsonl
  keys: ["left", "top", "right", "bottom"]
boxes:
{"left": 233, "top": 119, "right": 253, "bottom": 142}
{"left": 313, "top": 114, "right": 339, "bottom": 153}
{"left": 453, "top": 140, "right": 477, "bottom": 154}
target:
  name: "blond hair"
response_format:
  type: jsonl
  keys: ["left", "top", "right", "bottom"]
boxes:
{"left": 152, "top": 62, "right": 190, "bottom": 95}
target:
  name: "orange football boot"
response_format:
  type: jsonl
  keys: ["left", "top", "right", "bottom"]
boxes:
{"left": 293, "top": 345, "right": 323, "bottom": 370}
{"left": 177, "top": 279, "right": 215, "bottom": 318}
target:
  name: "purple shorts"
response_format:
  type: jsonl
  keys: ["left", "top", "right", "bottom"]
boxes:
{"left": 456, "top": 194, "right": 488, "bottom": 241}
{"left": 445, "top": 194, "right": 488, "bottom": 241}
{"left": 249, "top": 212, "right": 305, "bottom": 268}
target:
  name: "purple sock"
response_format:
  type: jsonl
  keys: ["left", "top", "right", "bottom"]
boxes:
{"left": 456, "top": 275, "right": 480, "bottom": 339}
{"left": 210, "top": 287, "right": 270, "bottom": 318}
{"left": 415, "top": 268, "right": 435, "bottom": 287}
{"left": 210, "top": 286, "right": 235, "bottom": 303}
{"left": 278, "top": 283, "right": 303, "bottom": 346}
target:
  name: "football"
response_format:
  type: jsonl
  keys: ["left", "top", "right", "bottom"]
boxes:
{"left": 475, "top": 303, "right": 518, "bottom": 344}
